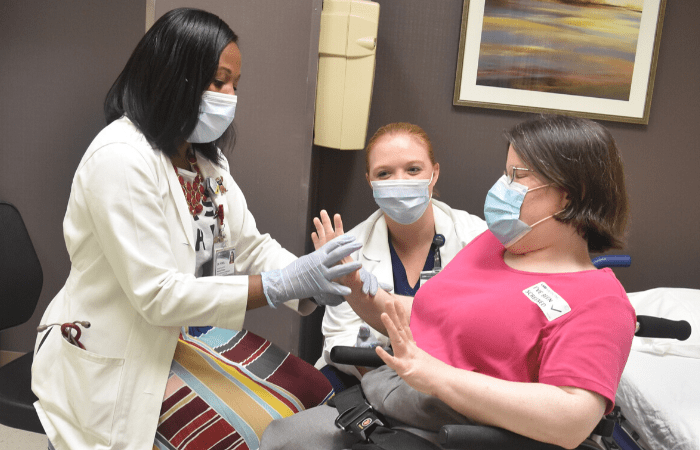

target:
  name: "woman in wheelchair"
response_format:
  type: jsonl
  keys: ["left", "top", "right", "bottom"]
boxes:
{"left": 260, "top": 115, "right": 636, "bottom": 450}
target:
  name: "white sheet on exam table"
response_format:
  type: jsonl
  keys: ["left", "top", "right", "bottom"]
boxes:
{"left": 616, "top": 288, "right": 700, "bottom": 450}
{"left": 616, "top": 350, "right": 700, "bottom": 450}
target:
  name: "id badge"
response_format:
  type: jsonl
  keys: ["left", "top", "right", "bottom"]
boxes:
{"left": 213, "top": 243, "right": 236, "bottom": 276}
{"left": 419, "top": 269, "right": 440, "bottom": 287}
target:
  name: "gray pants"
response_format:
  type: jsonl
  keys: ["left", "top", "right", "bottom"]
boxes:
{"left": 259, "top": 366, "right": 473, "bottom": 450}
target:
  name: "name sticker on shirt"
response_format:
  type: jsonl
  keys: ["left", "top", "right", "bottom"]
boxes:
{"left": 523, "top": 282, "right": 571, "bottom": 321}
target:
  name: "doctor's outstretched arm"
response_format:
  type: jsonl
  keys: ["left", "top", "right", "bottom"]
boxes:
{"left": 260, "top": 233, "right": 362, "bottom": 309}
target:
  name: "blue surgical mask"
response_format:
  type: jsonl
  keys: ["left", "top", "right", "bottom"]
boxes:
{"left": 371, "top": 173, "right": 433, "bottom": 225}
{"left": 484, "top": 175, "right": 554, "bottom": 247}
{"left": 188, "top": 91, "right": 237, "bottom": 143}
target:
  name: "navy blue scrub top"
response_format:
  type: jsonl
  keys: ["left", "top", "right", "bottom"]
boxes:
{"left": 388, "top": 238, "right": 435, "bottom": 297}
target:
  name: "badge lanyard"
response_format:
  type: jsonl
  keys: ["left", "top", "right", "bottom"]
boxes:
{"left": 419, "top": 234, "right": 445, "bottom": 287}
{"left": 205, "top": 176, "right": 236, "bottom": 276}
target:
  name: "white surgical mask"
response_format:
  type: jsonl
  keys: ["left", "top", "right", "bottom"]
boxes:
{"left": 188, "top": 91, "right": 237, "bottom": 143}
{"left": 371, "top": 173, "right": 433, "bottom": 225}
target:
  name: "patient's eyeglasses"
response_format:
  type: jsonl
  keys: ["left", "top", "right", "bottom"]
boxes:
{"left": 504, "top": 166, "right": 535, "bottom": 185}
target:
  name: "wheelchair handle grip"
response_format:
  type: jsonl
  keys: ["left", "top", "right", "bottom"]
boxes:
{"left": 330, "top": 346, "right": 391, "bottom": 368}
{"left": 591, "top": 255, "right": 631, "bottom": 269}
{"left": 636, "top": 315, "right": 691, "bottom": 341}
{"left": 438, "top": 424, "right": 563, "bottom": 450}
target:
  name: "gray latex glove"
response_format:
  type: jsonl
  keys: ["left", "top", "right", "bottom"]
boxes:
{"left": 359, "top": 267, "right": 392, "bottom": 296}
{"left": 313, "top": 292, "right": 345, "bottom": 307}
{"left": 261, "top": 234, "right": 362, "bottom": 308}
{"left": 313, "top": 268, "right": 391, "bottom": 305}
{"left": 355, "top": 323, "right": 381, "bottom": 348}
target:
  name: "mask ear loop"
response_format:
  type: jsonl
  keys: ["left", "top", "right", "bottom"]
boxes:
{"left": 427, "top": 171, "right": 435, "bottom": 199}
{"left": 529, "top": 208, "right": 566, "bottom": 229}
{"left": 526, "top": 183, "right": 552, "bottom": 193}
{"left": 525, "top": 183, "right": 566, "bottom": 229}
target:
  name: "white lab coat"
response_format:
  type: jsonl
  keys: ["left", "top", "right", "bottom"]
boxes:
{"left": 316, "top": 199, "right": 487, "bottom": 378}
{"left": 31, "top": 117, "right": 314, "bottom": 450}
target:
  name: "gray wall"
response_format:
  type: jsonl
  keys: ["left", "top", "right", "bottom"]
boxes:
{"left": 313, "top": 0, "right": 700, "bottom": 294}
{"left": 0, "top": 1, "right": 146, "bottom": 352}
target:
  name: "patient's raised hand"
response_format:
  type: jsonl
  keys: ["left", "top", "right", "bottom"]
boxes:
{"left": 312, "top": 210, "right": 386, "bottom": 296}
{"left": 310, "top": 210, "right": 362, "bottom": 295}
{"left": 311, "top": 209, "right": 345, "bottom": 250}
{"left": 376, "top": 298, "right": 446, "bottom": 397}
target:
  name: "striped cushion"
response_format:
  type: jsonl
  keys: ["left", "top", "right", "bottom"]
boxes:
{"left": 154, "top": 328, "right": 333, "bottom": 450}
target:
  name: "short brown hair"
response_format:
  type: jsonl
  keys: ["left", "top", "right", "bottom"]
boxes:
{"left": 504, "top": 115, "right": 628, "bottom": 253}
{"left": 365, "top": 123, "right": 435, "bottom": 174}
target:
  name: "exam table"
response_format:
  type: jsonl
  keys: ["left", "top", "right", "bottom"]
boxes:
{"left": 615, "top": 287, "right": 700, "bottom": 450}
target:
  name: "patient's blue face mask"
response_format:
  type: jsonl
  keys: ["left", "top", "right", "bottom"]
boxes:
{"left": 372, "top": 173, "right": 433, "bottom": 225}
{"left": 188, "top": 91, "right": 237, "bottom": 144}
{"left": 484, "top": 175, "right": 554, "bottom": 247}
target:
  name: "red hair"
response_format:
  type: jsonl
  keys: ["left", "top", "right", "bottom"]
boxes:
{"left": 365, "top": 123, "right": 435, "bottom": 174}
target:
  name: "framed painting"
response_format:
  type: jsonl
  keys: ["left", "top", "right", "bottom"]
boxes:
{"left": 454, "top": 0, "right": 666, "bottom": 124}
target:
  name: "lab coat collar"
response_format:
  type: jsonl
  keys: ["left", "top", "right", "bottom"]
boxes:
{"left": 161, "top": 151, "right": 196, "bottom": 250}
{"left": 361, "top": 200, "right": 462, "bottom": 265}
{"left": 361, "top": 210, "right": 390, "bottom": 263}
{"left": 432, "top": 200, "right": 464, "bottom": 261}
{"left": 161, "top": 149, "right": 231, "bottom": 251}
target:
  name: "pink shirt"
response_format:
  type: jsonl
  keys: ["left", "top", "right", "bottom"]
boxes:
{"left": 410, "top": 231, "right": 635, "bottom": 414}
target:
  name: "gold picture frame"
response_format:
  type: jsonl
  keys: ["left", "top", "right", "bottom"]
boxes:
{"left": 453, "top": 0, "right": 666, "bottom": 124}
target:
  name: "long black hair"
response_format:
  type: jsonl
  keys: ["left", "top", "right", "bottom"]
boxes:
{"left": 104, "top": 8, "right": 237, "bottom": 164}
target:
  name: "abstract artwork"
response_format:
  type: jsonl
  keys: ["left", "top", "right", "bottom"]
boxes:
{"left": 454, "top": 0, "right": 666, "bottom": 124}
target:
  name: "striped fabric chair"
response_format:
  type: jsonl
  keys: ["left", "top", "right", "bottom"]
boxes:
{"left": 154, "top": 327, "right": 333, "bottom": 450}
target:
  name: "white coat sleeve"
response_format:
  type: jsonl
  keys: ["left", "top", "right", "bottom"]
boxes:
{"left": 76, "top": 144, "right": 253, "bottom": 329}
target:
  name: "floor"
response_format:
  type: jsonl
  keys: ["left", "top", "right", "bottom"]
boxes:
{"left": 0, "top": 423, "right": 47, "bottom": 449}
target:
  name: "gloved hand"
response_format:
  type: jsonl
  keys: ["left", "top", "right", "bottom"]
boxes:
{"left": 355, "top": 323, "right": 381, "bottom": 349}
{"left": 314, "top": 265, "right": 392, "bottom": 307}
{"left": 261, "top": 234, "right": 362, "bottom": 308}
{"left": 312, "top": 292, "right": 346, "bottom": 307}
{"left": 359, "top": 267, "right": 392, "bottom": 296}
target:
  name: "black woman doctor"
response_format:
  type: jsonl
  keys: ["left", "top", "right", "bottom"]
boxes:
{"left": 32, "top": 8, "right": 360, "bottom": 450}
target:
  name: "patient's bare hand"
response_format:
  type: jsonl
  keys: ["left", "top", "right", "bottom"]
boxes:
{"left": 311, "top": 210, "right": 345, "bottom": 250}
{"left": 376, "top": 298, "right": 446, "bottom": 397}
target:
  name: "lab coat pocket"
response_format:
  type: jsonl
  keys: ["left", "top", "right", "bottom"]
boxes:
{"left": 59, "top": 337, "right": 125, "bottom": 444}
{"left": 35, "top": 330, "right": 124, "bottom": 445}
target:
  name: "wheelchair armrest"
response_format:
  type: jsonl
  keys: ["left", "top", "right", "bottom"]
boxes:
{"left": 438, "top": 424, "right": 565, "bottom": 450}
{"left": 635, "top": 315, "right": 691, "bottom": 340}
{"left": 330, "top": 346, "right": 391, "bottom": 368}
{"left": 439, "top": 424, "right": 609, "bottom": 450}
